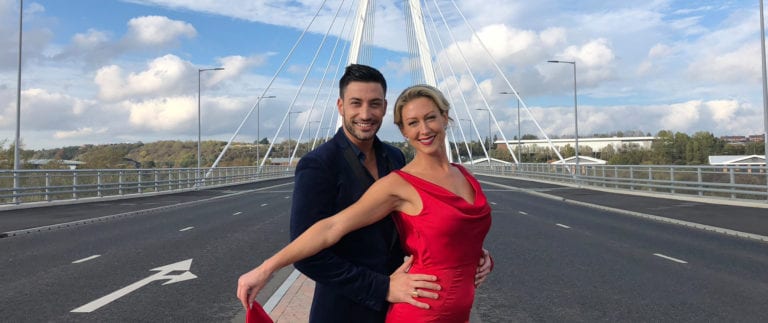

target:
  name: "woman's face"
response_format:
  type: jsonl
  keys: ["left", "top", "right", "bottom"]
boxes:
{"left": 400, "top": 96, "right": 448, "bottom": 155}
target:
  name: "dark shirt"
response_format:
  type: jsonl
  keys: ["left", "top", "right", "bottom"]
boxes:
{"left": 290, "top": 128, "right": 406, "bottom": 323}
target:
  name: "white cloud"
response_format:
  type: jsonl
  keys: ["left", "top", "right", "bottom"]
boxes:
{"left": 124, "top": 15, "right": 196, "bottom": 47}
{"left": 539, "top": 28, "right": 566, "bottom": 47}
{"left": 54, "top": 127, "right": 108, "bottom": 139}
{"left": 95, "top": 54, "right": 190, "bottom": 101}
{"left": 660, "top": 100, "right": 701, "bottom": 131}
{"left": 2, "top": 1, "right": 767, "bottom": 150}
{"left": 687, "top": 42, "right": 761, "bottom": 84}
{"left": 648, "top": 43, "right": 673, "bottom": 59}
{"left": 127, "top": 96, "right": 196, "bottom": 131}
{"left": 72, "top": 29, "right": 111, "bottom": 49}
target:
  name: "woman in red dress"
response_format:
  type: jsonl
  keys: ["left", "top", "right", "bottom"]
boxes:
{"left": 237, "top": 84, "right": 492, "bottom": 322}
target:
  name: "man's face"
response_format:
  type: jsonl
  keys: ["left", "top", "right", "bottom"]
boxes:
{"left": 337, "top": 81, "right": 387, "bottom": 145}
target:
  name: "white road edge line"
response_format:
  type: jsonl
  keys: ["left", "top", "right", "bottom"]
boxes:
{"left": 72, "top": 255, "right": 101, "bottom": 264}
{"left": 263, "top": 269, "right": 301, "bottom": 313}
{"left": 556, "top": 224, "right": 571, "bottom": 229}
{"left": 179, "top": 226, "right": 194, "bottom": 232}
{"left": 653, "top": 253, "right": 688, "bottom": 264}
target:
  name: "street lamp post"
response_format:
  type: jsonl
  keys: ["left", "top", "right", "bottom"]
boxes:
{"left": 256, "top": 95, "right": 276, "bottom": 164}
{"left": 760, "top": 0, "right": 768, "bottom": 166}
{"left": 548, "top": 60, "right": 579, "bottom": 173}
{"left": 197, "top": 67, "right": 224, "bottom": 185}
{"left": 500, "top": 91, "right": 522, "bottom": 163}
{"left": 13, "top": 0, "right": 23, "bottom": 203}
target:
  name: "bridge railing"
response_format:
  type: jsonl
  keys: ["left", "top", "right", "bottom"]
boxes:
{"left": 4, "top": 163, "right": 767, "bottom": 208}
{"left": 469, "top": 163, "right": 768, "bottom": 203}
{"left": 0, "top": 166, "right": 294, "bottom": 207}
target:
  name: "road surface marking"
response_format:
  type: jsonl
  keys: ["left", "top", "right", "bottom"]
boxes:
{"left": 490, "top": 201, "right": 497, "bottom": 205}
{"left": 653, "top": 253, "right": 688, "bottom": 264}
{"left": 72, "top": 259, "right": 197, "bottom": 313}
{"left": 261, "top": 203, "right": 268, "bottom": 207}
{"left": 518, "top": 211, "right": 528, "bottom": 215}
{"left": 264, "top": 270, "right": 302, "bottom": 313}
{"left": 556, "top": 224, "right": 571, "bottom": 229}
{"left": 179, "top": 226, "right": 194, "bottom": 232}
{"left": 233, "top": 212, "right": 242, "bottom": 216}
{"left": 72, "top": 255, "right": 101, "bottom": 264}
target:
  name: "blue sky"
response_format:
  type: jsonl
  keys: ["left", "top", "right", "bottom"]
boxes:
{"left": 0, "top": 0, "right": 766, "bottom": 150}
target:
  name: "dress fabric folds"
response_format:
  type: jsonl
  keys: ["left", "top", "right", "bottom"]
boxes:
{"left": 386, "top": 164, "right": 491, "bottom": 323}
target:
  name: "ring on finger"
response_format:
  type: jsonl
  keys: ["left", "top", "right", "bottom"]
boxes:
{"left": 411, "top": 289, "right": 419, "bottom": 297}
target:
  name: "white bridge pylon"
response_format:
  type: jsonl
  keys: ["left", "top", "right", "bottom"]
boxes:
{"left": 207, "top": 0, "right": 567, "bottom": 176}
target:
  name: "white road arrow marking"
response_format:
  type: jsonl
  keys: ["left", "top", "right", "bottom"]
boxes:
{"left": 71, "top": 259, "right": 197, "bottom": 313}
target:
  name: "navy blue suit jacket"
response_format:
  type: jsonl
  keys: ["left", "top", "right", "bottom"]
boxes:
{"left": 290, "top": 128, "right": 406, "bottom": 323}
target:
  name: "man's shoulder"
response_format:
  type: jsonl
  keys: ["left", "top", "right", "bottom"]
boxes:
{"left": 302, "top": 136, "right": 343, "bottom": 162}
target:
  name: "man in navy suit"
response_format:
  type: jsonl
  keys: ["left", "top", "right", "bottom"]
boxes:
{"left": 290, "top": 64, "right": 491, "bottom": 322}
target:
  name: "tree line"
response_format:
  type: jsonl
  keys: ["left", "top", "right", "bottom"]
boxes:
{"left": 0, "top": 129, "right": 765, "bottom": 169}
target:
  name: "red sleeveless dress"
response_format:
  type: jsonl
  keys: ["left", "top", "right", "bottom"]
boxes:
{"left": 386, "top": 164, "right": 491, "bottom": 323}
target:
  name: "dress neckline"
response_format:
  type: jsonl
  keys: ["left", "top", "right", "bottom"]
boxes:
{"left": 394, "top": 163, "right": 479, "bottom": 206}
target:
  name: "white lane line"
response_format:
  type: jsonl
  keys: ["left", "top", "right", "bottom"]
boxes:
{"left": 490, "top": 202, "right": 497, "bottom": 205}
{"left": 179, "top": 226, "right": 194, "bottom": 232}
{"left": 233, "top": 212, "right": 242, "bottom": 216}
{"left": 653, "top": 253, "right": 688, "bottom": 264}
{"left": 284, "top": 196, "right": 290, "bottom": 199}
{"left": 518, "top": 211, "right": 528, "bottom": 215}
{"left": 72, "top": 255, "right": 101, "bottom": 264}
{"left": 261, "top": 203, "right": 268, "bottom": 207}
{"left": 556, "top": 223, "right": 571, "bottom": 229}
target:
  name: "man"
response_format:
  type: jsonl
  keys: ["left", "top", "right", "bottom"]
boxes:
{"left": 290, "top": 64, "right": 491, "bottom": 322}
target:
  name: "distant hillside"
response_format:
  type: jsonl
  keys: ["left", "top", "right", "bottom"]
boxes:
{"left": 27, "top": 140, "right": 271, "bottom": 169}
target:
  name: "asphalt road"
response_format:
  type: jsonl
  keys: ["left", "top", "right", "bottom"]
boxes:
{"left": 1, "top": 176, "right": 767, "bottom": 322}
{"left": 0, "top": 179, "right": 297, "bottom": 322}
{"left": 474, "top": 185, "right": 768, "bottom": 322}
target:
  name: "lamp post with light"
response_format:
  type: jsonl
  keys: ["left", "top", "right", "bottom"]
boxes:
{"left": 13, "top": 0, "right": 23, "bottom": 203}
{"left": 197, "top": 67, "right": 224, "bottom": 184}
{"left": 547, "top": 60, "right": 579, "bottom": 172}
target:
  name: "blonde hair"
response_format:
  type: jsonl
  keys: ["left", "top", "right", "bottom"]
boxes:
{"left": 393, "top": 84, "right": 452, "bottom": 128}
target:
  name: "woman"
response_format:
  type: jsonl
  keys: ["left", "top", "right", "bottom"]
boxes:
{"left": 237, "top": 84, "right": 491, "bottom": 322}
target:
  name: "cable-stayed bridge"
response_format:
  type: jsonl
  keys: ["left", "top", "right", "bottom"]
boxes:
{"left": 2, "top": 1, "right": 768, "bottom": 321}
{"left": 205, "top": 0, "right": 570, "bottom": 176}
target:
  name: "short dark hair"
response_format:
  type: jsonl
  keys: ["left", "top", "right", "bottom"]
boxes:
{"left": 338, "top": 64, "right": 387, "bottom": 98}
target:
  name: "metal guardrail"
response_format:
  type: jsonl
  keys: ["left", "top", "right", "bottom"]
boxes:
{"left": 469, "top": 163, "right": 768, "bottom": 203}
{"left": 3, "top": 163, "right": 767, "bottom": 207}
{"left": 0, "top": 166, "right": 294, "bottom": 207}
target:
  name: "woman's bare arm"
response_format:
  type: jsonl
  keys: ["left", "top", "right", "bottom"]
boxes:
{"left": 237, "top": 174, "right": 407, "bottom": 309}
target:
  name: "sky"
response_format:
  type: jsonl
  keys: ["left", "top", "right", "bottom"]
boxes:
{"left": 0, "top": 0, "right": 766, "bottom": 150}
